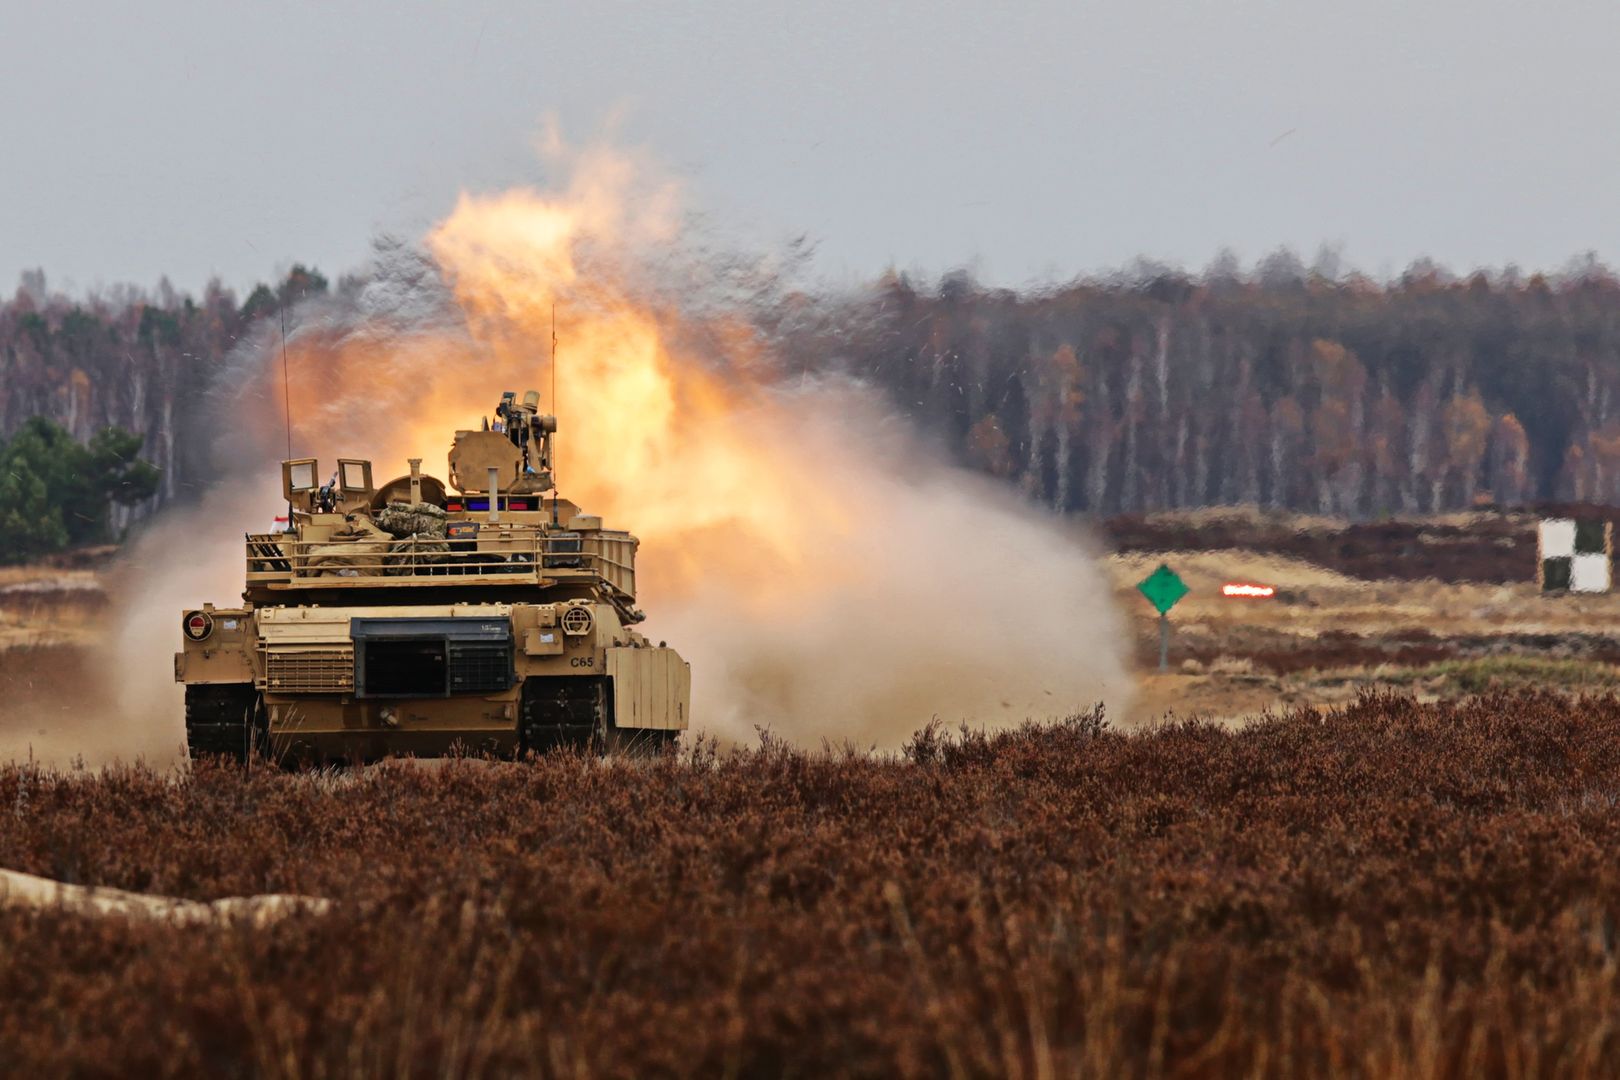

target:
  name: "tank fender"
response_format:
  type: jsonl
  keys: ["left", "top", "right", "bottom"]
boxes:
{"left": 175, "top": 607, "right": 256, "bottom": 684}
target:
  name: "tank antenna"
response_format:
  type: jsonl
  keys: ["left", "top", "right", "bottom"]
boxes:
{"left": 279, "top": 301, "right": 294, "bottom": 531}
{"left": 551, "top": 301, "right": 561, "bottom": 527}
{"left": 279, "top": 303, "right": 293, "bottom": 460}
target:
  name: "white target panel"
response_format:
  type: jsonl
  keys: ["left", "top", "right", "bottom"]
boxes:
{"left": 1539, "top": 518, "right": 1577, "bottom": 559}
{"left": 1571, "top": 553, "right": 1612, "bottom": 593}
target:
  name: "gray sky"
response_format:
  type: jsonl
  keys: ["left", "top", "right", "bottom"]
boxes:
{"left": 3, "top": 0, "right": 1616, "bottom": 295}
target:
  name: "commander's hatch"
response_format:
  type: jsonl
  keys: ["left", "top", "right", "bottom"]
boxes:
{"left": 338, "top": 458, "right": 373, "bottom": 495}
{"left": 336, "top": 458, "right": 374, "bottom": 513}
{"left": 282, "top": 458, "right": 319, "bottom": 511}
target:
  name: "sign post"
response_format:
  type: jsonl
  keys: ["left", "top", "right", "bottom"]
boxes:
{"left": 1136, "top": 563, "right": 1189, "bottom": 672}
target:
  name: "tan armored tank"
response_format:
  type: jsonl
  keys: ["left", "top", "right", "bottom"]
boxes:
{"left": 175, "top": 390, "right": 690, "bottom": 762}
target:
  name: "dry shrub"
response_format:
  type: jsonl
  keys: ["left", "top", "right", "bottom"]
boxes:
{"left": 4, "top": 692, "right": 1620, "bottom": 1076}
{"left": 1206, "top": 655, "right": 1256, "bottom": 677}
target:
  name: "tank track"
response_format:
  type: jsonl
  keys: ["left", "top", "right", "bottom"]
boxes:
{"left": 518, "top": 676, "right": 676, "bottom": 757}
{"left": 184, "top": 684, "right": 266, "bottom": 764}
{"left": 519, "top": 676, "right": 606, "bottom": 754}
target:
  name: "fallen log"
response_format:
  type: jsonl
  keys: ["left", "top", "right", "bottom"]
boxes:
{"left": 0, "top": 868, "right": 330, "bottom": 927}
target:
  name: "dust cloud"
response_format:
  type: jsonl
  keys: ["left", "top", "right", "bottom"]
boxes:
{"left": 644, "top": 383, "right": 1134, "bottom": 747}
{"left": 0, "top": 486, "right": 267, "bottom": 769}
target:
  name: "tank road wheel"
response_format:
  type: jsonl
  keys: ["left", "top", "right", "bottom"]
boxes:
{"left": 184, "top": 684, "right": 268, "bottom": 765}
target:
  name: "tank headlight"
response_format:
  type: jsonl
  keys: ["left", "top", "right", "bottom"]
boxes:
{"left": 560, "top": 606, "right": 594, "bottom": 636}
{"left": 183, "top": 611, "right": 214, "bottom": 641}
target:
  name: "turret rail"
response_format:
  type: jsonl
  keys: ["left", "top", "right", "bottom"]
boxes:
{"left": 245, "top": 532, "right": 636, "bottom": 597}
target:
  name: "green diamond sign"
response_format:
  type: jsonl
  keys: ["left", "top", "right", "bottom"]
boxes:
{"left": 1137, "top": 564, "right": 1189, "bottom": 615}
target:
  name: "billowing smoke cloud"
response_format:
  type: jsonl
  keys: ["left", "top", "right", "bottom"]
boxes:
{"left": 6, "top": 138, "right": 1131, "bottom": 763}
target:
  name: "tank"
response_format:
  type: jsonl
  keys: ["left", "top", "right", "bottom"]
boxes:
{"left": 175, "top": 389, "right": 690, "bottom": 763}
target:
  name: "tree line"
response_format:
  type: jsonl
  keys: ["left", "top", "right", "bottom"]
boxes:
{"left": 0, "top": 418, "right": 159, "bottom": 563}
{"left": 7, "top": 253, "right": 1620, "bottom": 536}
{"left": 0, "top": 266, "right": 329, "bottom": 510}
{"left": 771, "top": 253, "right": 1620, "bottom": 516}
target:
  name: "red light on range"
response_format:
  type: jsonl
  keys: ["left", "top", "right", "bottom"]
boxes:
{"left": 1221, "top": 582, "right": 1276, "bottom": 598}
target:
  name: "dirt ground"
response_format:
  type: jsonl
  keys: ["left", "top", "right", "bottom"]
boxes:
{"left": 0, "top": 565, "right": 104, "bottom": 652}
{"left": 0, "top": 564, "right": 108, "bottom": 727}
{"left": 0, "top": 563, "right": 160, "bottom": 766}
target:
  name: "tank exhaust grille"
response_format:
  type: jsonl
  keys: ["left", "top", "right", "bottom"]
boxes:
{"left": 265, "top": 648, "right": 355, "bottom": 693}
{"left": 449, "top": 643, "right": 514, "bottom": 695}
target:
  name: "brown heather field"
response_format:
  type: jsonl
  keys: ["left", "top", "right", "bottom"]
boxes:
{"left": 5, "top": 693, "right": 1620, "bottom": 1077}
